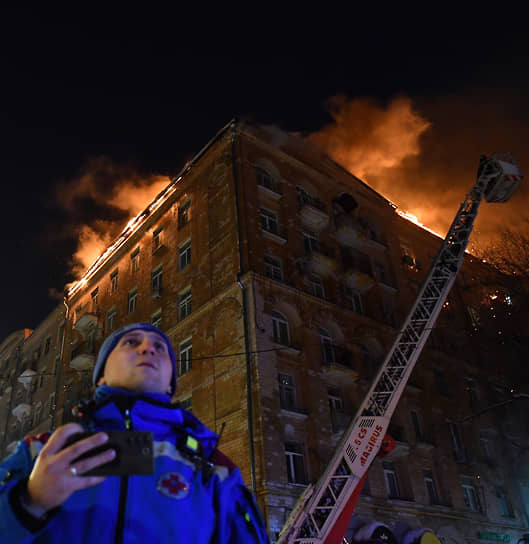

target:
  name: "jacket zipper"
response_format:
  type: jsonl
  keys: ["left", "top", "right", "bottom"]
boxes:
{"left": 115, "top": 408, "right": 132, "bottom": 544}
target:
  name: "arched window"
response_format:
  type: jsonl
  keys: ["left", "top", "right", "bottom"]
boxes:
{"left": 320, "top": 328, "right": 335, "bottom": 364}
{"left": 272, "top": 311, "right": 290, "bottom": 346}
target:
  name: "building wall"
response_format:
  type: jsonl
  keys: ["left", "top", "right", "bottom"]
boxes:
{"left": 1, "top": 120, "right": 528, "bottom": 543}
{"left": 232, "top": 123, "right": 529, "bottom": 542}
{"left": 0, "top": 304, "right": 66, "bottom": 457}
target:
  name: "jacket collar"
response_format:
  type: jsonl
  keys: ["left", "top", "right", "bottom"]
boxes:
{"left": 90, "top": 386, "right": 219, "bottom": 457}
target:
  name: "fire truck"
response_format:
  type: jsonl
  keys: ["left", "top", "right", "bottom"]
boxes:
{"left": 277, "top": 153, "right": 524, "bottom": 544}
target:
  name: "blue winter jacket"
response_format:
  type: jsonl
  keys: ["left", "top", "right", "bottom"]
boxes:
{"left": 0, "top": 386, "right": 269, "bottom": 543}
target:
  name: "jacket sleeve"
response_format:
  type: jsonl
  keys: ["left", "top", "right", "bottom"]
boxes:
{"left": 213, "top": 462, "right": 270, "bottom": 544}
{"left": 0, "top": 440, "right": 39, "bottom": 543}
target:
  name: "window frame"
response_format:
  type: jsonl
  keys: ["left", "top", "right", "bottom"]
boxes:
{"left": 178, "top": 199, "right": 191, "bottom": 229}
{"left": 152, "top": 227, "right": 163, "bottom": 253}
{"left": 260, "top": 208, "right": 279, "bottom": 235}
{"left": 179, "top": 338, "right": 192, "bottom": 375}
{"left": 461, "top": 476, "right": 481, "bottom": 512}
{"left": 310, "top": 274, "right": 325, "bottom": 298}
{"left": 128, "top": 288, "right": 138, "bottom": 314}
{"left": 285, "top": 441, "right": 307, "bottom": 485}
{"left": 424, "top": 469, "right": 440, "bottom": 505}
{"left": 130, "top": 248, "right": 140, "bottom": 273}
{"left": 265, "top": 255, "right": 283, "bottom": 281}
{"left": 179, "top": 288, "right": 192, "bottom": 320}
{"left": 151, "top": 266, "right": 163, "bottom": 297}
{"left": 110, "top": 269, "right": 118, "bottom": 294}
{"left": 344, "top": 287, "right": 363, "bottom": 314}
{"left": 278, "top": 373, "right": 297, "bottom": 411}
{"left": 272, "top": 311, "right": 290, "bottom": 345}
{"left": 151, "top": 309, "right": 162, "bottom": 329}
{"left": 178, "top": 240, "right": 192, "bottom": 270}
{"left": 383, "top": 461, "right": 400, "bottom": 499}
{"left": 320, "top": 328, "right": 335, "bottom": 364}
{"left": 256, "top": 167, "right": 274, "bottom": 191}
{"left": 106, "top": 308, "right": 116, "bottom": 332}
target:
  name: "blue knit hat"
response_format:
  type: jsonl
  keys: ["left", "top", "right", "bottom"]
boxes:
{"left": 92, "top": 323, "right": 177, "bottom": 393}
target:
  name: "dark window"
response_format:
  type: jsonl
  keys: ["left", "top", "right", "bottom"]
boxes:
{"left": 256, "top": 167, "right": 274, "bottom": 191}
{"left": 265, "top": 255, "right": 283, "bottom": 281}
{"left": 344, "top": 287, "right": 363, "bottom": 314}
{"left": 91, "top": 287, "right": 99, "bottom": 311}
{"left": 383, "top": 461, "right": 400, "bottom": 498}
{"left": 179, "top": 289, "right": 192, "bottom": 319}
{"left": 178, "top": 200, "right": 191, "bottom": 229}
{"left": 128, "top": 288, "right": 138, "bottom": 314}
{"left": 461, "top": 476, "right": 482, "bottom": 512}
{"left": 110, "top": 270, "right": 118, "bottom": 294}
{"left": 260, "top": 208, "right": 279, "bottom": 234}
{"left": 496, "top": 486, "right": 514, "bottom": 517}
{"left": 179, "top": 338, "right": 192, "bottom": 375}
{"left": 131, "top": 248, "right": 140, "bottom": 273}
{"left": 107, "top": 308, "right": 116, "bottom": 332}
{"left": 152, "top": 227, "right": 163, "bottom": 253}
{"left": 151, "top": 266, "right": 163, "bottom": 297}
{"left": 272, "top": 311, "right": 290, "bottom": 345}
{"left": 151, "top": 310, "right": 162, "bottom": 329}
{"left": 178, "top": 241, "right": 191, "bottom": 270}
{"left": 424, "top": 470, "right": 440, "bottom": 504}
{"left": 320, "top": 328, "right": 335, "bottom": 364}
{"left": 285, "top": 442, "right": 307, "bottom": 484}
{"left": 310, "top": 275, "right": 325, "bottom": 298}
{"left": 448, "top": 421, "right": 465, "bottom": 460}
{"left": 278, "top": 373, "right": 297, "bottom": 411}
{"left": 411, "top": 410, "right": 424, "bottom": 441}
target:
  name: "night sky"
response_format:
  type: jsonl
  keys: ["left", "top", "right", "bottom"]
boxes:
{"left": 1, "top": 8, "right": 529, "bottom": 340}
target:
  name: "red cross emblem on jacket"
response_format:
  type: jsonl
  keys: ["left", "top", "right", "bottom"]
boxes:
{"left": 157, "top": 471, "right": 190, "bottom": 499}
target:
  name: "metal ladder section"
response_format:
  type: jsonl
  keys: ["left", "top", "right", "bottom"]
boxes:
{"left": 278, "top": 158, "right": 501, "bottom": 543}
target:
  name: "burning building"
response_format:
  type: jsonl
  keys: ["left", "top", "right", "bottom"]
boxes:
{"left": 1, "top": 119, "right": 528, "bottom": 543}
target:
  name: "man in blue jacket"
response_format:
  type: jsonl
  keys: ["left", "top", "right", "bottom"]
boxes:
{"left": 0, "top": 323, "right": 270, "bottom": 543}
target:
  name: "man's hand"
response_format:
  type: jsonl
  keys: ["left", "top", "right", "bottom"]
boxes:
{"left": 25, "top": 423, "right": 116, "bottom": 516}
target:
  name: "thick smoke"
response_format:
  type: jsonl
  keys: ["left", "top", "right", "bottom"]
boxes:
{"left": 54, "top": 156, "right": 171, "bottom": 277}
{"left": 308, "top": 90, "right": 529, "bottom": 248}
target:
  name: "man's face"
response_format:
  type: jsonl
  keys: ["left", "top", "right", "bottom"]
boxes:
{"left": 97, "top": 330, "right": 173, "bottom": 394}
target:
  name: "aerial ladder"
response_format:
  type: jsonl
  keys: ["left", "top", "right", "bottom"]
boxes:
{"left": 277, "top": 153, "right": 523, "bottom": 544}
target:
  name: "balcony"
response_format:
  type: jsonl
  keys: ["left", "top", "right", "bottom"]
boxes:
{"left": 298, "top": 194, "right": 329, "bottom": 230}
{"left": 335, "top": 214, "right": 387, "bottom": 251}
{"left": 257, "top": 180, "right": 282, "bottom": 200}
{"left": 74, "top": 312, "right": 98, "bottom": 335}
{"left": 12, "top": 403, "right": 31, "bottom": 421}
{"left": 305, "top": 240, "right": 337, "bottom": 276}
{"left": 261, "top": 224, "right": 288, "bottom": 245}
{"left": 335, "top": 215, "right": 366, "bottom": 247}
{"left": 70, "top": 342, "right": 96, "bottom": 372}
{"left": 70, "top": 353, "right": 96, "bottom": 372}
{"left": 322, "top": 346, "right": 358, "bottom": 379}
{"left": 280, "top": 406, "right": 309, "bottom": 420}
{"left": 342, "top": 249, "right": 375, "bottom": 292}
{"left": 17, "top": 369, "right": 37, "bottom": 390}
